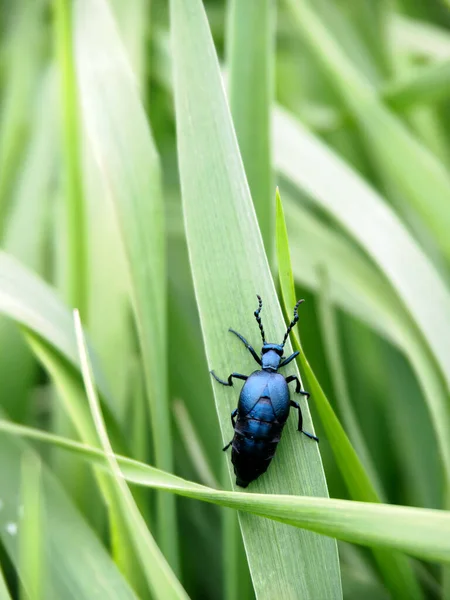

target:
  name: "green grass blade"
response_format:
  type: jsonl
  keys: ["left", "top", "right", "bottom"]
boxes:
{"left": 2, "top": 421, "right": 450, "bottom": 566}
{"left": 0, "top": 251, "right": 119, "bottom": 415}
{"left": 287, "top": 0, "right": 450, "bottom": 262}
{"left": 73, "top": 0, "right": 177, "bottom": 566}
{"left": 391, "top": 14, "right": 450, "bottom": 60}
{"left": 316, "top": 268, "right": 382, "bottom": 494}
{"left": 170, "top": 0, "right": 341, "bottom": 598}
{"left": 0, "top": 565, "right": 11, "bottom": 600}
{"left": 19, "top": 451, "right": 44, "bottom": 600}
{"left": 0, "top": 0, "right": 44, "bottom": 229}
{"left": 274, "top": 108, "right": 450, "bottom": 483}
{"left": 54, "top": 0, "right": 87, "bottom": 317}
{"left": 25, "top": 332, "right": 146, "bottom": 591}
{"left": 173, "top": 400, "right": 219, "bottom": 489}
{"left": 0, "top": 432, "right": 138, "bottom": 599}
{"left": 226, "top": 0, "right": 273, "bottom": 251}
{"left": 0, "top": 69, "right": 56, "bottom": 420}
{"left": 276, "top": 190, "right": 422, "bottom": 599}
{"left": 383, "top": 60, "right": 450, "bottom": 109}
{"left": 74, "top": 311, "right": 189, "bottom": 600}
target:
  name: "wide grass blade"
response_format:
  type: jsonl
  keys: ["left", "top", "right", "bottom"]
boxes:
{"left": 74, "top": 310, "right": 189, "bottom": 600}
{"left": 276, "top": 190, "right": 422, "bottom": 599}
{"left": 226, "top": 0, "right": 273, "bottom": 251}
{"left": 170, "top": 0, "right": 341, "bottom": 598}
{"left": 274, "top": 108, "right": 450, "bottom": 484}
{"left": 73, "top": 0, "right": 176, "bottom": 566}
{"left": 2, "top": 421, "right": 450, "bottom": 566}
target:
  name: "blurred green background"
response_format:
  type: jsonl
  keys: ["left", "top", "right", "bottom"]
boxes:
{"left": 1, "top": 0, "right": 450, "bottom": 598}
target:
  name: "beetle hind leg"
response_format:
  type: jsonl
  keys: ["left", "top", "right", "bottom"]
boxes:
{"left": 290, "top": 400, "right": 319, "bottom": 443}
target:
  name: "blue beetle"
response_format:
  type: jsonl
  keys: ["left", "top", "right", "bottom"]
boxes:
{"left": 211, "top": 295, "right": 318, "bottom": 487}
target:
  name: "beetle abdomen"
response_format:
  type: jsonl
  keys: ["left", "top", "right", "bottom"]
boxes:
{"left": 231, "top": 397, "right": 285, "bottom": 487}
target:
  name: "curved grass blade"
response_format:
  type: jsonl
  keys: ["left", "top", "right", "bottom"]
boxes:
{"left": 73, "top": 0, "right": 176, "bottom": 566}
{"left": 276, "top": 190, "right": 422, "bottom": 599}
{"left": 227, "top": 0, "right": 273, "bottom": 251}
{"left": 0, "top": 69, "right": 57, "bottom": 420}
{"left": 316, "top": 268, "right": 381, "bottom": 493}
{"left": 274, "top": 108, "right": 450, "bottom": 486}
{"left": 286, "top": 0, "right": 450, "bottom": 262}
{"left": 74, "top": 311, "right": 189, "bottom": 600}
{"left": 2, "top": 421, "right": 450, "bottom": 566}
{"left": 0, "top": 431, "right": 138, "bottom": 600}
{"left": 170, "top": 0, "right": 341, "bottom": 597}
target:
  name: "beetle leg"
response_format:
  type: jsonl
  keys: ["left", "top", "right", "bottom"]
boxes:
{"left": 231, "top": 408, "right": 237, "bottom": 429}
{"left": 286, "top": 375, "right": 310, "bottom": 399}
{"left": 279, "top": 351, "right": 300, "bottom": 368}
{"left": 222, "top": 440, "right": 232, "bottom": 451}
{"left": 290, "top": 400, "right": 319, "bottom": 442}
{"left": 228, "top": 329, "right": 262, "bottom": 366}
{"left": 210, "top": 371, "right": 248, "bottom": 386}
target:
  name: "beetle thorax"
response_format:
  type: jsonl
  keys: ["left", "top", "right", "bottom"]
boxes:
{"left": 261, "top": 344, "right": 283, "bottom": 371}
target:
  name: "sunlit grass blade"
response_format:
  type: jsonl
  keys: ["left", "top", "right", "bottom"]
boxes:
{"left": 0, "top": 431, "right": 138, "bottom": 599}
{"left": 54, "top": 0, "right": 87, "bottom": 316}
{"left": 276, "top": 190, "right": 422, "bottom": 599}
{"left": 73, "top": 310, "right": 189, "bottom": 600}
{"left": 73, "top": 0, "right": 176, "bottom": 566}
{"left": 226, "top": 0, "right": 273, "bottom": 251}
{"left": 391, "top": 14, "right": 450, "bottom": 60}
{"left": 19, "top": 451, "right": 44, "bottom": 600}
{"left": 286, "top": 0, "right": 450, "bottom": 262}
{"left": 170, "top": 0, "right": 341, "bottom": 597}
{"left": 274, "top": 107, "right": 450, "bottom": 485}
{"left": 2, "top": 420, "right": 450, "bottom": 566}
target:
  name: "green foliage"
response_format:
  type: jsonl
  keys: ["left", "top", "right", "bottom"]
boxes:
{"left": 0, "top": 0, "right": 450, "bottom": 598}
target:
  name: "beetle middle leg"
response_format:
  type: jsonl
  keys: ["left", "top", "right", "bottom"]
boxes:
{"left": 290, "top": 400, "right": 319, "bottom": 442}
{"left": 210, "top": 371, "right": 248, "bottom": 386}
{"left": 286, "top": 375, "right": 310, "bottom": 398}
{"left": 222, "top": 409, "right": 237, "bottom": 451}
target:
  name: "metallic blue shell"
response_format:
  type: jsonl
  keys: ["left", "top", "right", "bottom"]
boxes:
{"left": 238, "top": 371, "right": 290, "bottom": 421}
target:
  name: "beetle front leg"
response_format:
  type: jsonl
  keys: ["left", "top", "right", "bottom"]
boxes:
{"left": 228, "top": 329, "right": 262, "bottom": 366}
{"left": 286, "top": 375, "right": 310, "bottom": 398}
{"left": 290, "top": 400, "right": 319, "bottom": 442}
{"left": 210, "top": 371, "right": 248, "bottom": 386}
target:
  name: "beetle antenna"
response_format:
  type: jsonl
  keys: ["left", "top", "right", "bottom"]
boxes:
{"left": 282, "top": 299, "right": 304, "bottom": 347}
{"left": 254, "top": 295, "right": 266, "bottom": 343}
